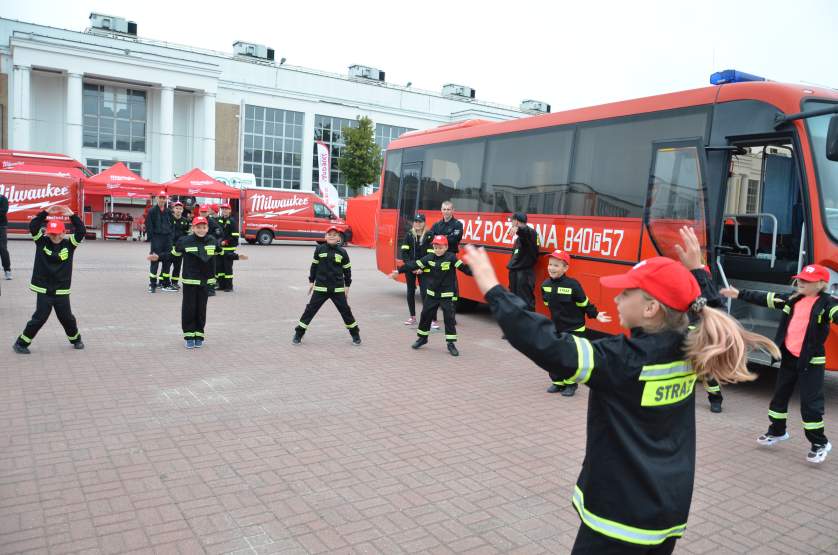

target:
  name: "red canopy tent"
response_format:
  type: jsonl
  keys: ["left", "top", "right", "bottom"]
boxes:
{"left": 83, "top": 162, "right": 160, "bottom": 198}
{"left": 164, "top": 168, "right": 240, "bottom": 199}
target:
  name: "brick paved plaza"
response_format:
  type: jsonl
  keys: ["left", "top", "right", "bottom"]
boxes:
{"left": 1, "top": 239, "right": 837, "bottom": 554}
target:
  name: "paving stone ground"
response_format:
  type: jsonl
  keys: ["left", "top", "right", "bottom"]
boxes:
{"left": 1, "top": 238, "right": 837, "bottom": 554}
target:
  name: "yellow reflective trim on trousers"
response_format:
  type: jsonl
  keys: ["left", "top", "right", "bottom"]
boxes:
{"left": 704, "top": 383, "right": 721, "bottom": 394}
{"left": 70, "top": 236, "right": 81, "bottom": 247}
{"left": 55, "top": 289, "right": 71, "bottom": 295}
{"left": 639, "top": 361, "right": 692, "bottom": 381}
{"left": 333, "top": 287, "right": 346, "bottom": 293}
{"left": 67, "top": 332, "right": 80, "bottom": 341}
{"left": 297, "top": 321, "right": 308, "bottom": 329}
{"left": 184, "top": 332, "right": 196, "bottom": 338}
{"left": 29, "top": 284, "right": 47, "bottom": 294}
{"left": 19, "top": 334, "right": 32, "bottom": 344}
{"left": 803, "top": 420, "right": 825, "bottom": 430}
{"left": 568, "top": 335, "right": 594, "bottom": 384}
{"left": 180, "top": 278, "right": 202, "bottom": 285}
{"left": 572, "top": 486, "right": 687, "bottom": 545}
{"left": 768, "top": 410, "right": 787, "bottom": 420}
{"left": 575, "top": 298, "right": 590, "bottom": 308}
{"left": 641, "top": 374, "right": 696, "bottom": 406}
{"left": 313, "top": 286, "right": 328, "bottom": 292}
{"left": 445, "top": 334, "right": 457, "bottom": 340}
{"left": 810, "top": 356, "right": 826, "bottom": 365}
{"left": 345, "top": 322, "right": 358, "bottom": 329}
{"left": 417, "top": 329, "right": 429, "bottom": 336}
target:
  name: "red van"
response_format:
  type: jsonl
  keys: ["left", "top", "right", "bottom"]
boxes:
{"left": 242, "top": 188, "right": 352, "bottom": 245}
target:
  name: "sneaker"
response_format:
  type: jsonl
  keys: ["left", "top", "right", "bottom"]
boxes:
{"left": 4, "top": 270, "right": 11, "bottom": 280}
{"left": 222, "top": 288, "right": 233, "bottom": 292}
{"left": 561, "top": 383, "right": 578, "bottom": 397}
{"left": 807, "top": 442, "right": 832, "bottom": 464}
{"left": 547, "top": 384, "right": 565, "bottom": 394}
{"left": 194, "top": 339, "right": 204, "bottom": 348}
{"left": 292, "top": 332, "right": 303, "bottom": 345}
{"left": 148, "top": 285, "right": 157, "bottom": 293}
{"left": 13, "top": 343, "right": 30, "bottom": 355}
{"left": 73, "top": 341, "right": 85, "bottom": 350}
{"left": 431, "top": 321, "right": 440, "bottom": 330}
{"left": 447, "top": 342, "right": 459, "bottom": 357}
{"left": 207, "top": 289, "right": 216, "bottom": 297}
{"left": 161, "top": 285, "right": 177, "bottom": 292}
{"left": 352, "top": 336, "right": 362, "bottom": 346}
{"left": 412, "top": 337, "right": 428, "bottom": 350}
{"left": 757, "top": 432, "right": 790, "bottom": 446}
{"left": 404, "top": 316, "right": 416, "bottom": 326}
{"left": 709, "top": 400, "right": 723, "bottom": 413}
{"left": 185, "top": 339, "right": 195, "bottom": 349}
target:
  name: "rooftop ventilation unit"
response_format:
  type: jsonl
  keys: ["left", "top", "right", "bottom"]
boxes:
{"left": 520, "top": 99, "right": 551, "bottom": 113}
{"left": 349, "top": 65, "right": 385, "bottom": 82}
{"left": 233, "top": 41, "right": 276, "bottom": 62}
{"left": 89, "top": 13, "right": 137, "bottom": 36}
{"left": 442, "top": 84, "right": 476, "bottom": 99}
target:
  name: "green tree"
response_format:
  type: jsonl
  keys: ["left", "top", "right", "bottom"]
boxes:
{"left": 339, "top": 116, "right": 382, "bottom": 194}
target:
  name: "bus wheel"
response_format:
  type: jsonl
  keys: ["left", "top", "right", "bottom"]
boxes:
{"left": 339, "top": 232, "right": 347, "bottom": 245}
{"left": 455, "top": 298, "right": 479, "bottom": 313}
{"left": 256, "top": 230, "right": 273, "bottom": 246}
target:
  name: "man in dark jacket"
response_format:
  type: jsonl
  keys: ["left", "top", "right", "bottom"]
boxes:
{"left": 505, "top": 212, "right": 540, "bottom": 311}
{"left": 145, "top": 192, "right": 174, "bottom": 292}
{"left": 0, "top": 192, "right": 11, "bottom": 280}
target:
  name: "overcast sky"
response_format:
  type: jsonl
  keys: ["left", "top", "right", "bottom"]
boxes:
{"left": 5, "top": 0, "right": 838, "bottom": 110}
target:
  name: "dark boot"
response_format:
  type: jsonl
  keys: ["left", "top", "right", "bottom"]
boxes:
{"left": 560, "top": 383, "right": 578, "bottom": 397}
{"left": 292, "top": 330, "right": 304, "bottom": 345}
{"left": 412, "top": 337, "right": 428, "bottom": 349}
{"left": 447, "top": 342, "right": 459, "bottom": 357}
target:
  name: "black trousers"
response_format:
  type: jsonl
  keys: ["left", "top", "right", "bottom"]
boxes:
{"left": 418, "top": 296, "right": 457, "bottom": 342}
{"left": 17, "top": 293, "right": 81, "bottom": 346}
{"left": 181, "top": 284, "right": 208, "bottom": 340}
{"left": 508, "top": 267, "right": 536, "bottom": 311}
{"left": 572, "top": 524, "right": 676, "bottom": 554}
{"left": 149, "top": 236, "right": 172, "bottom": 286}
{"left": 768, "top": 349, "right": 828, "bottom": 446}
{"left": 548, "top": 329, "right": 585, "bottom": 386}
{"left": 296, "top": 291, "right": 359, "bottom": 335}
{"left": 218, "top": 253, "right": 235, "bottom": 290}
{"left": 704, "top": 378, "right": 723, "bottom": 403}
{"left": 405, "top": 271, "right": 427, "bottom": 317}
{"left": 171, "top": 255, "right": 183, "bottom": 284}
{"left": 0, "top": 227, "right": 10, "bottom": 272}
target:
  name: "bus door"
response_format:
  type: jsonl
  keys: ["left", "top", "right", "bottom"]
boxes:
{"left": 644, "top": 139, "right": 709, "bottom": 262}
{"left": 715, "top": 138, "right": 806, "bottom": 363}
{"left": 395, "top": 162, "right": 422, "bottom": 259}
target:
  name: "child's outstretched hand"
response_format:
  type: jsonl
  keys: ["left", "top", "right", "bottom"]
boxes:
{"left": 387, "top": 270, "right": 399, "bottom": 280}
{"left": 463, "top": 245, "right": 499, "bottom": 295}
{"left": 720, "top": 287, "right": 739, "bottom": 299}
{"left": 238, "top": 254, "right": 249, "bottom": 260}
{"left": 146, "top": 254, "right": 159, "bottom": 261}
{"left": 674, "top": 226, "right": 704, "bottom": 270}
{"left": 596, "top": 312, "right": 612, "bottom": 323}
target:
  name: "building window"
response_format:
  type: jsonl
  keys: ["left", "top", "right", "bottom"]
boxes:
{"left": 746, "top": 178, "right": 760, "bottom": 213}
{"left": 83, "top": 84, "right": 146, "bottom": 152}
{"left": 86, "top": 159, "right": 143, "bottom": 175}
{"left": 375, "top": 124, "right": 414, "bottom": 152}
{"left": 242, "top": 105, "right": 304, "bottom": 189}
{"left": 312, "top": 115, "right": 358, "bottom": 198}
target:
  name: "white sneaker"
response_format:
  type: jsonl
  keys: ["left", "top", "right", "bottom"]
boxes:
{"left": 757, "top": 432, "right": 790, "bottom": 446}
{"left": 3, "top": 270, "right": 10, "bottom": 280}
{"left": 404, "top": 316, "right": 416, "bottom": 325}
{"left": 431, "top": 320, "right": 440, "bottom": 330}
{"left": 807, "top": 442, "right": 832, "bottom": 464}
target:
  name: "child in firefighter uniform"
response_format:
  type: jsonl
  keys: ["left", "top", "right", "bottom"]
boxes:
{"left": 399, "top": 213, "right": 433, "bottom": 325}
{"left": 463, "top": 227, "right": 779, "bottom": 554}
{"left": 197, "top": 204, "right": 220, "bottom": 297}
{"left": 293, "top": 226, "right": 360, "bottom": 346}
{"left": 722, "top": 263, "right": 838, "bottom": 463}
{"left": 390, "top": 235, "right": 473, "bottom": 357}
{"left": 541, "top": 249, "right": 610, "bottom": 396}
{"left": 167, "top": 201, "right": 191, "bottom": 289}
{"left": 149, "top": 216, "right": 247, "bottom": 348}
{"left": 13, "top": 205, "right": 86, "bottom": 354}
{"left": 215, "top": 203, "right": 240, "bottom": 292}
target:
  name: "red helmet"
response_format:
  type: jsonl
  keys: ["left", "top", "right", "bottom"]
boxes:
{"left": 431, "top": 235, "right": 448, "bottom": 246}
{"left": 548, "top": 249, "right": 570, "bottom": 264}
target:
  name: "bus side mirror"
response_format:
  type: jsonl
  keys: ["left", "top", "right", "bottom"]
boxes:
{"left": 827, "top": 115, "right": 838, "bottom": 162}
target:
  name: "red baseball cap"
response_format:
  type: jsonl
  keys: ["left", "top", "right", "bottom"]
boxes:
{"left": 793, "top": 264, "right": 830, "bottom": 283}
{"left": 192, "top": 216, "right": 208, "bottom": 226}
{"left": 172, "top": 201, "right": 184, "bottom": 207}
{"left": 548, "top": 249, "right": 571, "bottom": 264}
{"left": 432, "top": 235, "right": 448, "bottom": 246}
{"left": 45, "top": 219, "right": 65, "bottom": 234}
{"left": 198, "top": 204, "right": 210, "bottom": 212}
{"left": 157, "top": 190, "right": 167, "bottom": 197}
{"left": 326, "top": 225, "right": 340, "bottom": 234}
{"left": 220, "top": 203, "right": 231, "bottom": 209}
{"left": 600, "top": 257, "right": 701, "bottom": 312}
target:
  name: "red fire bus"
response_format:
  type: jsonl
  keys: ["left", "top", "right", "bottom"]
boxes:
{"left": 376, "top": 73, "right": 838, "bottom": 370}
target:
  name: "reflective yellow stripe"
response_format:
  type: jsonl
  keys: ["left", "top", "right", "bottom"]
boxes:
{"left": 768, "top": 409, "right": 787, "bottom": 420}
{"left": 207, "top": 278, "right": 216, "bottom": 285}
{"left": 333, "top": 287, "right": 346, "bottom": 293}
{"left": 231, "top": 233, "right": 240, "bottom": 237}
{"left": 313, "top": 286, "right": 328, "bottom": 292}
{"left": 417, "top": 329, "right": 429, "bottom": 336}
{"left": 32, "top": 230, "right": 43, "bottom": 241}
{"left": 184, "top": 247, "right": 199, "bottom": 252}
{"left": 830, "top": 306, "right": 838, "bottom": 321}
{"left": 312, "top": 259, "right": 319, "bottom": 264}
{"left": 639, "top": 361, "right": 692, "bottom": 381}
{"left": 572, "top": 486, "right": 686, "bottom": 545}
{"left": 67, "top": 332, "right": 80, "bottom": 341}
{"left": 575, "top": 298, "right": 590, "bottom": 308}
{"left": 641, "top": 374, "right": 696, "bottom": 406}
{"left": 70, "top": 236, "right": 81, "bottom": 247}
{"left": 809, "top": 356, "right": 826, "bottom": 365}
{"left": 43, "top": 247, "right": 53, "bottom": 256}
{"left": 445, "top": 334, "right": 457, "bottom": 340}
{"left": 401, "top": 245, "right": 410, "bottom": 250}
{"left": 542, "top": 286, "right": 552, "bottom": 293}
{"left": 803, "top": 420, "right": 825, "bottom": 430}
{"left": 222, "top": 247, "right": 237, "bottom": 252}
{"left": 704, "top": 383, "right": 721, "bottom": 394}
{"left": 181, "top": 278, "right": 202, "bottom": 285}
{"left": 416, "top": 260, "right": 425, "bottom": 268}
{"left": 782, "top": 305, "right": 791, "bottom": 314}
{"left": 171, "top": 247, "right": 182, "bottom": 256}
{"left": 345, "top": 321, "right": 358, "bottom": 329}
{"left": 440, "top": 292, "right": 455, "bottom": 298}
{"left": 319, "top": 252, "right": 328, "bottom": 257}
{"left": 19, "top": 334, "right": 32, "bottom": 344}
{"left": 55, "top": 289, "right": 71, "bottom": 295}
{"left": 297, "top": 321, "right": 308, "bottom": 329}
{"left": 342, "top": 263, "right": 352, "bottom": 269}
{"left": 440, "top": 262, "right": 451, "bottom": 271}
{"left": 568, "top": 335, "right": 594, "bottom": 384}
{"left": 572, "top": 325, "right": 586, "bottom": 333}
{"left": 29, "top": 284, "right": 47, "bottom": 294}
{"left": 556, "top": 287, "right": 572, "bottom": 294}
{"left": 454, "top": 260, "right": 463, "bottom": 268}
{"left": 426, "top": 290, "right": 436, "bottom": 296}
{"left": 767, "top": 292, "right": 776, "bottom": 309}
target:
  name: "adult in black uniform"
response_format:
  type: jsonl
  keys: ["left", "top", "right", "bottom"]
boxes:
{"left": 398, "top": 213, "right": 432, "bottom": 325}
{"left": 0, "top": 191, "right": 11, "bottom": 280}
{"left": 462, "top": 227, "right": 779, "bottom": 554}
{"left": 145, "top": 193, "right": 174, "bottom": 292}
{"left": 13, "top": 205, "right": 86, "bottom": 354}
{"left": 216, "top": 203, "right": 240, "bottom": 292}
{"left": 430, "top": 200, "right": 465, "bottom": 325}
{"left": 293, "top": 226, "right": 360, "bottom": 346}
{"left": 505, "top": 211, "right": 540, "bottom": 311}
{"left": 390, "top": 235, "right": 473, "bottom": 357}
{"left": 167, "top": 201, "right": 191, "bottom": 290}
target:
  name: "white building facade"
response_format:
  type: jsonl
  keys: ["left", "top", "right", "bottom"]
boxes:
{"left": 0, "top": 16, "right": 532, "bottom": 197}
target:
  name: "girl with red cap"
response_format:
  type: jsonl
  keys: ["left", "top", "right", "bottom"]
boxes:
{"left": 463, "top": 226, "right": 778, "bottom": 554}
{"left": 541, "top": 249, "right": 610, "bottom": 397}
{"left": 721, "top": 264, "right": 838, "bottom": 463}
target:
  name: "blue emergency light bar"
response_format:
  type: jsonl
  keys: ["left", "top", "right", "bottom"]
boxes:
{"left": 710, "top": 69, "right": 767, "bottom": 85}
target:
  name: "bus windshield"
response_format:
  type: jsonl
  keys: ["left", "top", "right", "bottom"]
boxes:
{"left": 806, "top": 101, "right": 838, "bottom": 240}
